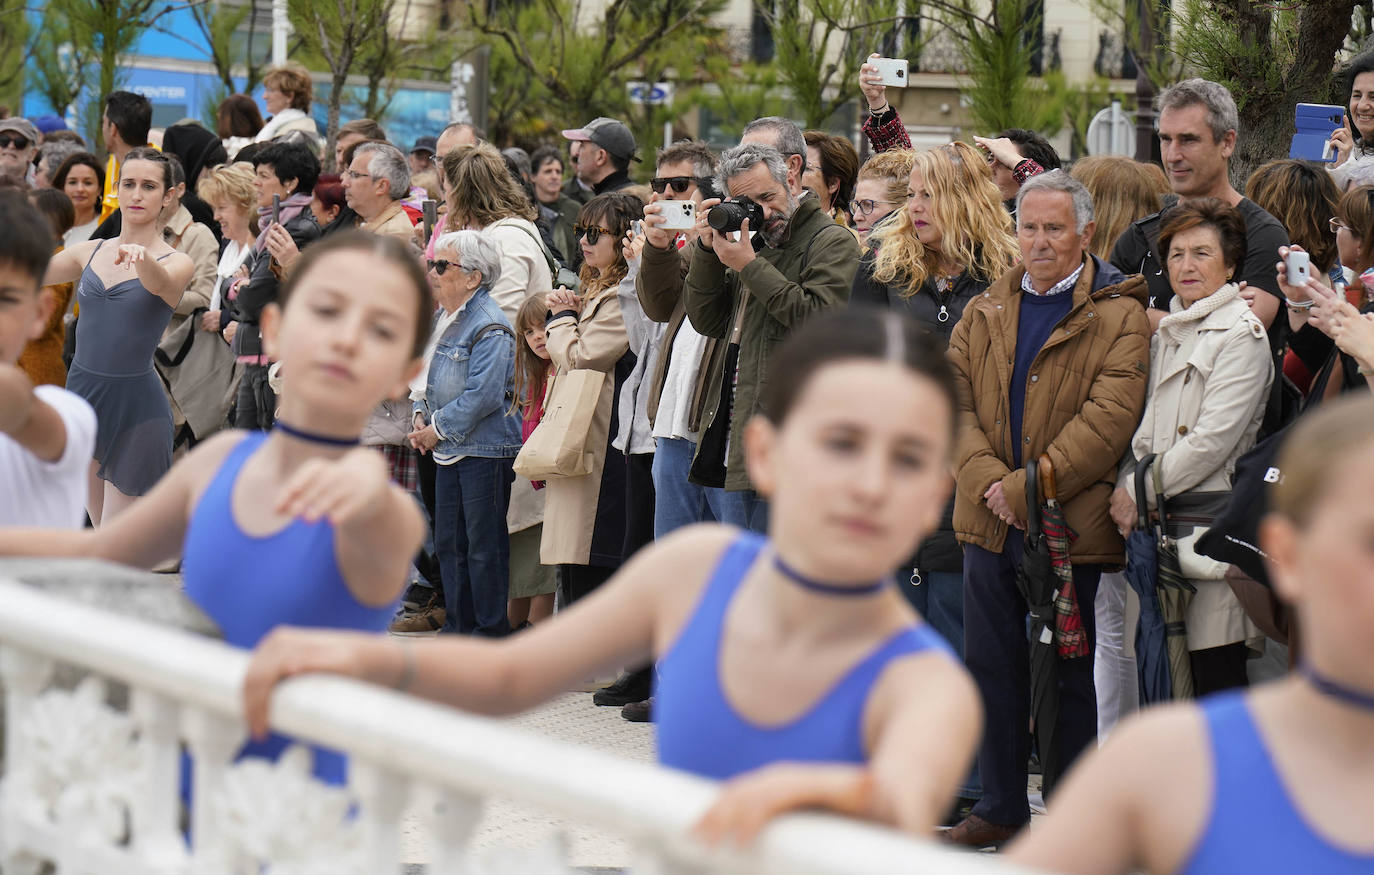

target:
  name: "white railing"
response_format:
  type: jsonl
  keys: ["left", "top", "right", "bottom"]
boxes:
{"left": 0, "top": 573, "right": 1036, "bottom": 875}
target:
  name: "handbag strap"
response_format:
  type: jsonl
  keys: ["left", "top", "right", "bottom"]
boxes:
{"left": 1133, "top": 453, "right": 1157, "bottom": 529}
{"left": 155, "top": 307, "right": 209, "bottom": 368}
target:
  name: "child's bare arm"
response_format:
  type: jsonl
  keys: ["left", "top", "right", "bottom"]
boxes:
{"left": 0, "top": 365, "right": 70, "bottom": 462}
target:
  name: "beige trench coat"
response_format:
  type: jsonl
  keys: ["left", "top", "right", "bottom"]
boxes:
{"left": 539, "top": 280, "right": 629, "bottom": 566}
{"left": 1119, "top": 286, "right": 1272, "bottom": 651}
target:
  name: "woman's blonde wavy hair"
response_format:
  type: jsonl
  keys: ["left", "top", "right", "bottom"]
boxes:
{"left": 869, "top": 142, "right": 1019, "bottom": 297}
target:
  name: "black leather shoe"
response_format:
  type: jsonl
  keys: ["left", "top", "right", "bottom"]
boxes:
{"left": 592, "top": 668, "right": 652, "bottom": 706}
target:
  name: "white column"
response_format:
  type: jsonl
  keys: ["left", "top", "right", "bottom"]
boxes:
{"left": 272, "top": 0, "right": 289, "bottom": 66}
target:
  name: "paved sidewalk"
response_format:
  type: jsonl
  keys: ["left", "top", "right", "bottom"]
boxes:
{"left": 400, "top": 691, "right": 655, "bottom": 870}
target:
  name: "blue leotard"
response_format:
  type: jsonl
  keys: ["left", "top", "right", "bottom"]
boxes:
{"left": 1181, "top": 692, "right": 1374, "bottom": 874}
{"left": 656, "top": 532, "right": 953, "bottom": 780}
{"left": 182, "top": 432, "right": 399, "bottom": 783}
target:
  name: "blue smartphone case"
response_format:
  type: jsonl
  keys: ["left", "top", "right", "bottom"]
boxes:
{"left": 1290, "top": 103, "right": 1345, "bottom": 162}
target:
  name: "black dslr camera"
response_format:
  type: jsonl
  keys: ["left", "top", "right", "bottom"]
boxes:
{"left": 707, "top": 197, "right": 765, "bottom": 233}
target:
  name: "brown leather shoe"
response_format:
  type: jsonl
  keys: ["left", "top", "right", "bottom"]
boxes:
{"left": 943, "top": 813, "right": 1022, "bottom": 849}
{"left": 389, "top": 605, "right": 444, "bottom": 634}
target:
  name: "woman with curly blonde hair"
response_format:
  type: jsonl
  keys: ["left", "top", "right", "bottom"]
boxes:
{"left": 853, "top": 142, "right": 1019, "bottom": 342}
{"left": 849, "top": 143, "right": 1017, "bottom": 768}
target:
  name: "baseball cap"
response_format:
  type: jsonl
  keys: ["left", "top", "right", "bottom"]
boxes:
{"left": 410, "top": 135, "right": 437, "bottom": 155}
{"left": 561, "top": 117, "right": 640, "bottom": 163}
{"left": 0, "top": 117, "right": 40, "bottom": 145}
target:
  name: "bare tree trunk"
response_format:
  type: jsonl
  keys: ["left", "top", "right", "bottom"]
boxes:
{"left": 1225, "top": 0, "right": 1355, "bottom": 183}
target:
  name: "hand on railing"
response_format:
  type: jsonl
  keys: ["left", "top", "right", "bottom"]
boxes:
{"left": 694, "top": 763, "right": 874, "bottom": 847}
{"left": 243, "top": 625, "right": 404, "bottom": 739}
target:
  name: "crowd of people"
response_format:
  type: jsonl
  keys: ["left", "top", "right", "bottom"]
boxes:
{"left": 3, "top": 48, "right": 1374, "bottom": 873}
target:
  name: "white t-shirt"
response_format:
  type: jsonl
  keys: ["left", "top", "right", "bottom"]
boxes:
{"left": 0, "top": 385, "right": 97, "bottom": 529}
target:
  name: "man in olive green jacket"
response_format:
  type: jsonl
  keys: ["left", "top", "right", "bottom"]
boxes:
{"left": 683, "top": 142, "right": 860, "bottom": 530}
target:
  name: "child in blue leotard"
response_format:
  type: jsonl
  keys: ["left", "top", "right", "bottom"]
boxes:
{"left": 245, "top": 307, "right": 984, "bottom": 841}
{"left": 0, "top": 231, "right": 433, "bottom": 785}
{"left": 1010, "top": 395, "right": 1374, "bottom": 874}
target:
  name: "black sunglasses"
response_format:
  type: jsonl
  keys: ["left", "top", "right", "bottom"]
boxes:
{"left": 650, "top": 176, "right": 699, "bottom": 194}
{"left": 574, "top": 224, "right": 614, "bottom": 245}
{"left": 427, "top": 259, "right": 458, "bottom": 276}
{"left": 0, "top": 135, "right": 30, "bottom": 150}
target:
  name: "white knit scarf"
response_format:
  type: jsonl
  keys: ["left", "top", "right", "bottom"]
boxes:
{"left": 1157, "top": 281, "right": 1240, "bottom": 342}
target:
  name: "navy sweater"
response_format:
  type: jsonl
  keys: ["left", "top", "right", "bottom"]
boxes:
{"left": 1010, "top": 288, "right": 1074, "bottom": 467}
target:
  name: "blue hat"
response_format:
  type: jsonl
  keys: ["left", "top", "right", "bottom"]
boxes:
{"left": 30, "top": 114, "right": 68, "bottom": 134}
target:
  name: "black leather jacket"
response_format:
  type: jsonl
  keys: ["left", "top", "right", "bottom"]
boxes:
{"left": 850, "top": 251, "right": 994, "bottom": 573}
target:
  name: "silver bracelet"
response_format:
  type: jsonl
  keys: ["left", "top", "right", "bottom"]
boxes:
{"left": 1285, "top": 297, "right": 1316, "bottom": 311}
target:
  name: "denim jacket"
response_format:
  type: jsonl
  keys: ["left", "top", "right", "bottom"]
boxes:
{"left": 415, "top": 286, "right": 523, "bottom": 459}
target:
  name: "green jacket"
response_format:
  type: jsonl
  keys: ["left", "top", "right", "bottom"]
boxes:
{"left": 684, "top": 195, "right": 861, "bottom": 491}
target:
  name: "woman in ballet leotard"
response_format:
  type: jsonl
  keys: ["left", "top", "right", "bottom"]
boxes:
{"left": 41, "top": 148, "right": 195, "bottom": 524}
{"left": 0, "top": 232, "right": 434, "bottom": 788}
{"left": 244, "top": 308, "right": 984, "bottom": 842}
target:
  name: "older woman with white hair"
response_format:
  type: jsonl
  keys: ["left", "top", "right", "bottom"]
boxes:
{"left": 408, "top": 229, "right": 524, "bottom": 636}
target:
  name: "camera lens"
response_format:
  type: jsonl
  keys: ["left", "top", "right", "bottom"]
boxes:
{"left": 708, "top": 201, "right": 747, "bottom": 233}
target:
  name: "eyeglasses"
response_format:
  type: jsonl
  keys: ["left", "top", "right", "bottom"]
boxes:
{"left": 850, "top": 198, "right": 897, "bottom": 216}
{"left": 1331, "top": 217, "right": 1352, "bottom": 234}
{"left": 428, "top": 259, "right": 459, "bottom": 276}
{"left": 650, "top": 176, "right": 704, "bottom": 195}
{"left": 0, "top": 135, "right": 29, "bottom": 150}
{"left": 574, "top": 224, "right": 614, "bottom": 245}
{"left": 343, "top": 169, "right": 377, "bottom": 182}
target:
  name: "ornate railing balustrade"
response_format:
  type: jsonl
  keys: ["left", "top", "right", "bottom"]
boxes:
{"left": 0, "top": 568, "right": 1036, "bottom": 874}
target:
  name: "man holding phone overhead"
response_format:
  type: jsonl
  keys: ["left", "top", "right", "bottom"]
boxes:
{"left": 1110, "top": 79, "right": 1289, "bottom": 345}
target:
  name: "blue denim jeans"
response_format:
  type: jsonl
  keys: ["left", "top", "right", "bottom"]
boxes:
{"left": 434, "top": 456, "right": 514, "bottom": 636}
{"left": 651, "top": 438, "right": 717, "bottom": 538}
{"left": 706, "top": 487, "right": 769, "bottom": 534}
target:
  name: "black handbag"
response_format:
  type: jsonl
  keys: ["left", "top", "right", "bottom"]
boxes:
{"left": 1195, "top": 426, "right": 1289, "bottom": 589}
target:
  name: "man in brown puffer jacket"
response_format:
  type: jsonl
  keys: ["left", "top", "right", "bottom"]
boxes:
{"left": 946, "top": 171, "right": 1150, "bottom": 847}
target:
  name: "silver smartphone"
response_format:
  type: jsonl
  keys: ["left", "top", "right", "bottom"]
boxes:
{"left": 658, "top": 200, "right": 696, "bottom": 230}
{"left": 1286, "top": 250, "right": 1311, "bottom": 285}
{"left": 870, "top": 57, "right": 909, "bottom": 88}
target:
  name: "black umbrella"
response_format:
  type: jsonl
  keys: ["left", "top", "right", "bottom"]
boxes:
{"left": 1124, "top": 454, "right": 1173, "bottom": 704}
{"left": 1014, "top": 459, "right": 1064, "bottom": 796}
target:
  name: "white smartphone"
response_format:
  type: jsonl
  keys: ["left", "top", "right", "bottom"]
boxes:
{"left": 1286, "top": 250, "right": 1310, "bottom": 285}
{"left": 658, "top": 200, "right": 696, "bottom": 230}
{"left": 870, "top": 57, "right": 909, "bottom": 88}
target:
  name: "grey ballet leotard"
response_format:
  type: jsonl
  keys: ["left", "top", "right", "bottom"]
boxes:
{"left": 66, "top": 240, "right": 177, "bottom": 495}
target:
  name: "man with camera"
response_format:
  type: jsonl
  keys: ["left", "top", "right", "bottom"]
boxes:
{"left": 683, "top": 142, "right": 861, "bottom": 531}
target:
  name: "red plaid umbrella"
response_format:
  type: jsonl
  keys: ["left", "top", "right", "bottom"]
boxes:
{"left": 1040, "top": 458, "right": 1088, "bottom": 659}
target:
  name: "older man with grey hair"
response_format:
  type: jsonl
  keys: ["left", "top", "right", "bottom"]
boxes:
{"left": 408, "top": 228, "right": 522, "bottom": 637}
{"left": 739, "top": 116, "right": 807, "bottom": 197}
{"left": 946, "top": 169, "right": 1151, "bottom": 847}
{"left": 682, "top": 141, "right": 859, "bottom": 532}
{"left": 1111, "top": 78, "right": 1288, "bottom": 338}
{"left": 346, "top": 141, "right": 415, "bottom": 243}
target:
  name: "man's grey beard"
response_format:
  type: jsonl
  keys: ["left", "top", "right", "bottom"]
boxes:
{"left": 760, "top": 190, "right": 800, "bottom": 248}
